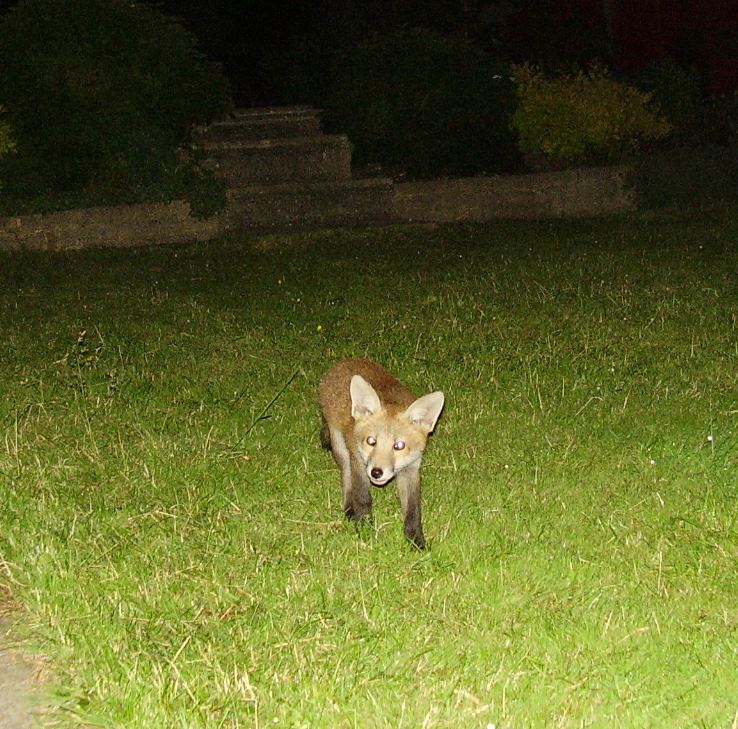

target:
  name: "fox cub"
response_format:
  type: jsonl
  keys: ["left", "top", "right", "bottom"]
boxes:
{"left": 319, "top": 358, "right": 444, "bottom": 548}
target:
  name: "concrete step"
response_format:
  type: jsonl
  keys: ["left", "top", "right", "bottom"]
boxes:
{"left": 223, "top": 178, "right": 395, "bottom": 230}
{"left": 193, "top": 106, "right": 322, "bottom": 143}
{"left": 200, "top": 135, "right": 353, "bottom": 185}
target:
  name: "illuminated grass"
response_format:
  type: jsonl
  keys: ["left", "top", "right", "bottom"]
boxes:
{"left": 1, "top": 208, "right": 737, "bottom": 727}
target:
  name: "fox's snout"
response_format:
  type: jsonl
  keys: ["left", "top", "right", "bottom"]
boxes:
{"left": 368, "top": 464, "right": 393, "bottom": 487}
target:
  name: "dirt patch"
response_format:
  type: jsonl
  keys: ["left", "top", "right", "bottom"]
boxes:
{"left": 0, "top": 636, "right": 38, "bottom": 728}
{"left": 0, "top": 596, "right": 50, "bottom": 729}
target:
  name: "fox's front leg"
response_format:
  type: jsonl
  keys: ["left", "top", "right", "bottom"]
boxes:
{"left": 396, "top": 465, "right": 425, "bottom": 549}
{"left": 328, "top": 428, "right": 372, "bottom": 520}
{"left": 345, "top": 453, "right": 372, "bottom": 520}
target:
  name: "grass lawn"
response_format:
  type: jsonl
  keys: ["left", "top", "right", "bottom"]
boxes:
{"left": 1, "top": 208, "right": 737, "bottom": 728}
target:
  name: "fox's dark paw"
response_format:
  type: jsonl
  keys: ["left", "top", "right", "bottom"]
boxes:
{"left": 344, "top": 504, "right": 372, "bottom": 522}
{"left": 405, "top": 529, "right": 426, "bottom": 550}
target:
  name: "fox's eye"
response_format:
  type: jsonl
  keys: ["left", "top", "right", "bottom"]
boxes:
{"left": 366, "top": 435, "right": 377, "bottom": 446}
{"left": 393, "top": 440, "right": 406, "bottom": 451}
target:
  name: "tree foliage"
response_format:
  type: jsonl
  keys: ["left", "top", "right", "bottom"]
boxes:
{"left": 0, "top": 0, "right": 232, "bottom": 212}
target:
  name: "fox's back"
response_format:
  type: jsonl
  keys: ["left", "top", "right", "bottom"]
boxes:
{"left": 319, "top": 358, "right": 416, "bottom": 432}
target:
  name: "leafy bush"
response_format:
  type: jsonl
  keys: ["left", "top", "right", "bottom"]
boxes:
{"left": 0, "top": 0, "right": 232, "bottom": 215}
{"left": 323, "top": 28, "right": 523, "bottom": 178}
{"left": 512, "top": 63, "right": 672, "bottom": 166}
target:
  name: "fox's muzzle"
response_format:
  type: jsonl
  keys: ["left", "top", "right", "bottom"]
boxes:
{"left": 368, "top": 466, "right": 393, "bottom": 487}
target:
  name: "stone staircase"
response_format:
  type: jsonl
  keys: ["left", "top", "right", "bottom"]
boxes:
{"left": 193, "top": 107, "right": 395, "bottom": 231}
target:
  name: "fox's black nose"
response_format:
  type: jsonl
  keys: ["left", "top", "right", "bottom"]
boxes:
{"left": 370, "top": 467, "right": 383, "bottom": 480}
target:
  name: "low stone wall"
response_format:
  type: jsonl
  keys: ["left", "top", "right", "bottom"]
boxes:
{"left": 0, "top": 165, "right": 634, "bottom": 252}
{"left": 394, "top": 165, "right": 634, "bottom": 222}
{"left": 0, "top": 200, "right": 221, "bottom": 252}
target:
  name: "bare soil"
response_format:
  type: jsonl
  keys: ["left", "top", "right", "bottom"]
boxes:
{"left": 0, "top": 609, "right": 47, "bottom": 729}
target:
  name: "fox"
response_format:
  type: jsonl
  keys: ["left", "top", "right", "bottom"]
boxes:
{"left": 319, "top": 358, "right": 444, "bottom": 549}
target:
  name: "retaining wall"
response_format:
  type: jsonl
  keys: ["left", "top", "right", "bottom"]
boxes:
{"left": 0, "top": 166, "right": 634, "bottom": 252}
{"left": 394, "top": 165, "right": 633, "bottom": 222}
{"left": 0, "top": 201, "right": 221, "bottom": 252}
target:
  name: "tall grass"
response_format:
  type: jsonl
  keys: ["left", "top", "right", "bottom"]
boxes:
{"left": 1, "top": 209, "right": 737, "bottom": 727}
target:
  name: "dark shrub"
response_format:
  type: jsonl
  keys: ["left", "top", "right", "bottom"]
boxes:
{"left": 701, "top": 92, "right": 738, "bottom": 145}
{"left": 0, "top": 106, "right": 13, "bottom": 158}
{"left": 0, "top": 0, "right": 232, "bottom": 215}
{"left": 635, "top": 60, "right": 704, "bottom": 144}
{"left": 635, "top": 61, "right": 738, "bottom": 148}
{"left": 323, "top": 28, "right": 523, "bottom": 179}
{"left": 628, "top": 144, "right": 738, "bottom": 208}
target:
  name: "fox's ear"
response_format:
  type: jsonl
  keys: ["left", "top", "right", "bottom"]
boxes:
{"left": 406, "top": 391, "right": 445, "bottom": 433}
{"left": 350, "top": 375, "right": 382, "bottom": 419}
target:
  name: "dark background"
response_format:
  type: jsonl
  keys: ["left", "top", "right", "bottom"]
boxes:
{"left": 156, "top": 0, "right": 738, "bottom": 104}
{"left": 1, "top": 0, "right": 736, "bottom": 104}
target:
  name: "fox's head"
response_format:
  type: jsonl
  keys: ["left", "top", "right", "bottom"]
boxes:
{"left": 350, "top": 375, "right": 444, "bottom": 487}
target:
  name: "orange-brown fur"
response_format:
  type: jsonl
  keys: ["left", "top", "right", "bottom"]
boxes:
{"left": 319, "top": 358, "right": 444, "bottom": 548}
{"left": 319, "top": 358, "right": 417, "bottom": 444}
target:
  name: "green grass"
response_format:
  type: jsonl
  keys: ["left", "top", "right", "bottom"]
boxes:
{"left": 1, "top": 209, "right": 737, "bottom": 728}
